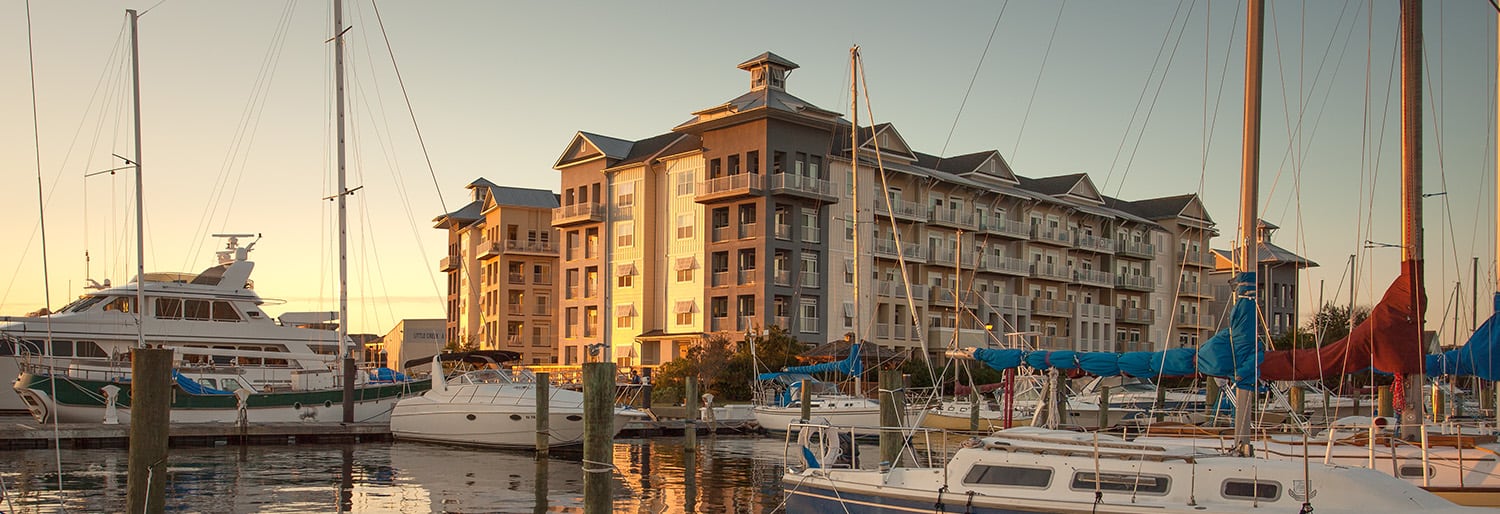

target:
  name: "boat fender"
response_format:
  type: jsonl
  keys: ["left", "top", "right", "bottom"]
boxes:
{"left": 796, "top": 424, "right": 823, "bottom": 469}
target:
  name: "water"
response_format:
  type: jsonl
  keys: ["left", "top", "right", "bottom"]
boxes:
{"left": 0, "top": 436, "right": 790, "bottom": 513}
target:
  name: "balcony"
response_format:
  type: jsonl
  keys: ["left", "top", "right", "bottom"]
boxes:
{"left": 875, "top": 280, "right": 918, "bottom": 300}
{"left": 477, "top": 242, "right": 503, "bottom": 260}
{"left": 1030, "top": 226, "right": 1072, "bottom": 247}
{"left": 1075, "top": 235, "right": 1116, "bottom": 254}
{"left": 1183, "top": 250, "right": 1217, "bottom": 268}
{"left": 1117, "top": 240, "right": 1155, "bottom": 259}
{"left": 1075, "top": 302, "right": 1113, "bottom": 319}
{"left": 710, "top": 271, "right": 731, "bottom": 287}
{"left": 532, "top": 273, "right": 552, "bottom": 285}
{"left": 439, "top": 255, "right": 460, "bottom": 272}
{"left": 508, "top": 272, "right": 526, "bottom": 285}
{"left": 710, "top": 317, "right": 728, "bottom": 332}
{"left": 928, "top": 326, "right": 991, "bottom": 346}
{"left": 773, "top": 316, "right": 791, "bottom": 330}
{"left": 874, "top": 196, "right": 927, "bottom": 222}
{"left": 979, "top": 255, "right": 1029, "bottom": 276}
{"left": 738, "top": 222, "right": 759, "bottom": 240}
{"left": 1116, "top": 307, "right": 1154, "bottom": 325}
{"left": 1115, "top": 274, "right": 1156, "bottom": 291}
{"left": 799, "top": 317, "right": 821, "bottom": 334}
{"left": 710, "top": 226, "right": 732, "bottom": 243}
{"left": 774, "top": 224, "right": 792, "bottom": 240}
{"left": 551, "top": 202, "right": 604, "bottom": 227}
{"left": 986, "top": 218, "right": 1030, "bottom": 239}
{"left": 504, "top": 239, "right": 559, "bottom": 256}
{"left": 772, "top": 269, "right": 792, "bottom": 287}
{"left": 1030, "top": 263, "right": 1072, "bottom": 282}
{"left": 1177, "top": 281, "right": 1212, "bottom": 298}
{"left": 1034, "top": 335, "right": 1070, "bottom": 350}
{"left": 799, "top": 271, "right": 821, "bottom": 288}
{"left": 696, "top": 173, "right": 763, "bottom": 203}
{"left": 507, "top": 304, "right": 524, "bottom": 316}
{"left": 871, "top": 239, "right": 925, "bottom": 263}
{"left": 1178, "top": 313, "right": 1217, "bottom": 330}
{"left": 737, "top": 316, "right": 757, "bottom": 331}
{"left": 738, "top": 269, "right": 758, "bottom": 285}
{"left": 927, "top": 246, "right": 976, "bottom": 268}
{"left": 1032, "top": 298, "right": 1074, "bottom": 317}
{"left": 928, "top": 208, "right": 978, "bottom": 230}
{"left": 982, "top": 292, "right": 1030, "bottom": 313}
{"left": 768, "top": 173, "right": 838, "bottom": 202}
{"left": 1072, "top": 269, "right": 1114, "bottom": 288}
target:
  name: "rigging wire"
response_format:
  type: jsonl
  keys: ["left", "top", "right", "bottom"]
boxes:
{"left": 1101, "top": 0, "right": 1189, "bottom": 194}
{"left": 1010, "top": 1, "right": 1067, "bottom": 161}
{"left": 935, "top": 0, "right": 1006, "bottom": 164}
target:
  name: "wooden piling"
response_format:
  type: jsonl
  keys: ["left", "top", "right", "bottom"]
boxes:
{"left": 798, "top": 379, "right": 812, "bottom": 423}
{"left": 1097, "top": 385, "right": 1111, "bottom": 429}
{"left": 533, "top": 457, "right": 550, "bottom": 514}
{"left": 1289, "top": 385, "right": 1305, "bottom": 417}
{"left": 879, "top": 369, "right": 902, "bottom": 469}
{"left": 126, "top": 347, "right": 171, "bottom": 514}
{"left": 968, "top": 386, "right": 980, "bottom": 432}
{"left": 582, "top": 362, "right": 614, "bottom": 514}
{"left": 1432, "top": 385, "right": 1445, "bottom": 421}
{"left": 1205, "top": 379, "right": 1220, "bottom": 417}
{"left": 684, "top": 376, "right": 698, "bottom": 451}
{"left": 536, "top": 372, "right": 550, "bottom": 457}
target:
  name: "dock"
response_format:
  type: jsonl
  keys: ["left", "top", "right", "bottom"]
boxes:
{"left": 0, "top": 414, "right": 759, "bottom": 450}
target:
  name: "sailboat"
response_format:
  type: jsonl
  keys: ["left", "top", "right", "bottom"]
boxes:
{"left": 9, "top": 2, "right": 428, "bottom": 424}
{"left": 782, "top": 4, "right": 1491, "bottom": 512}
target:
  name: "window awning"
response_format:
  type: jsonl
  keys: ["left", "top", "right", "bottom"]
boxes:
{"left": 674, "top": 300, "right": 696, "bottom": 314}
{"left": 843, "top": 302, "right": 855, "bottom": 317}
{"left": 675, "top": 257, "right": 697, "bottom": 271}
{"left": 615, "top": 345, "right": 637, "bottom": 358}
{"left": 616, "top": 263, "right": 637, "bottom": 277}
{"left": 844, "top": 258, "right": 854, "bottom": 272}
{"left": 615, "top": 304, "right": 637, "bottom": 317}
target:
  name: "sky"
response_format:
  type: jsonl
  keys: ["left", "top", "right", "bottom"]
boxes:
{"left": 0, "top": 1, "right": 1495, "bottom": 343}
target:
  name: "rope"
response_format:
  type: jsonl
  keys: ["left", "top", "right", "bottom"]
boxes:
{"left": 933, "top": 484, "right": 947, "bottom": 513}
{"left": 580, "top": 458, "right": 617, "bottom": 474}
{"left": 964, "top": 490, "right": 975, "bottom": 514}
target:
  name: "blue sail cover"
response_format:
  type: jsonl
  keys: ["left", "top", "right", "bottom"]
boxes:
{"left": 172, "top": 370, "right": 233, "bottom": 395}
{"left": 969, "top": 273, "right": 1262, "bottom": 388}
{"left": 1427, "top": 293, "right": 1500, "bottom": 379}
{"left": 783, "top": 342, "right": 864, "bottom": 377}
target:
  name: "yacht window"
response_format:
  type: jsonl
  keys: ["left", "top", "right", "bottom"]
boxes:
{"left": 1398, "top": 465, "right": 1433, "bottom": 479}
{"left": 102, "top": 297, "right": 135, "bottom": 313}
{"left": 50, "top": 340, "right": 73, "bottom": 357}
{"left": 1072, "top": 472, "right": 1170, "bottom": 495}
{"left": 183, "top": 300, "right": 212, "bottom": 321}
{"left": 219, "top": 378, "right": 244, "bottom": 392}
{"left": 155, "top": 298, "right": 184, "bottom": 319}
{"left": 75, "top": 341, "right": 107, "bottom": 358}
{"left": 1221, "top": 479, "right": 1279, "bottom": 501}
{"left": 197, "top": 379, "right": 218, "bottom": 389}
{"left": 61, "top": 295, "right": 107, "bottom": 313}
{"left": 211, "top": 302, "right": 241, "bottom": 322}
{"left": 0, "top": 338, "right": 11, "bottom": 356}
{"left": 962, "top": 465, "right": 1052, "bottom": 488}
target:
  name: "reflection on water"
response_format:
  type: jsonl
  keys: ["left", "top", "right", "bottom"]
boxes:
{"left": 0, "top": 435, "right": 788, "bottom": 513}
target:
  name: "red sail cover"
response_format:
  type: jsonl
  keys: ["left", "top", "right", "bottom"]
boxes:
{"left": 1260, "top": 261, "right": 1426, "bottom": 380}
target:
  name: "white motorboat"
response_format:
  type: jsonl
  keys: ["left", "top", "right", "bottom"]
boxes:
{"left": 390, "top": 353, "right": 642, "bottom": 448}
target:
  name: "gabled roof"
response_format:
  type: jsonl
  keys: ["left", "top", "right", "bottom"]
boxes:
{"left": 674, "top": 88, "right": 841, "bottom": 132}
{"left": 913, "top": 150, "right": 1019, "bottom": 185}
{"left": 610, "top": 132, "right": 689, "bottom": 169}
{"left": 1212, "top": 243, "right": 1319, "bottom": 268}
{"left": 485, "top": 185, "right": 559, "bottom": 210}
{"left": 1107, "top": 194, "right": 1213, "bottom": 224}
{"left": 1016, "top": 173, "right": 1104, "bottom": 205}
{"left": 432, "top": 200, "right": 482, "bottom": 228}
{"left": 554, "top": 131, "right": 634, "bottom": 169}
{"left": 737, "top": 51, "right": 799, "bottom": 71}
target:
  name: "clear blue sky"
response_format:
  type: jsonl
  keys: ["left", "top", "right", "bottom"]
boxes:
{"left": 1, "top": 1, "right": 1494, "bottom": 343}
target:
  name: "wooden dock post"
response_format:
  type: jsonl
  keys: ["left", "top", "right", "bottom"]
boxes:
{"left": 583, "top": 362, "right": 615, "bottom": 514}
{"left": 536, "top": 372, "right": 550, "bottom": 457}
{"left": 799, "top": 379, "right": 812, "bottom": 423}
{"left": 1097, "top": 385, "right": 1111, "bottom": 429}
{"left": 533, "top": 457, "right": 550, "bottom": 514}
{"left": 879, "top": 369, "right": 903, "bottom": 469}
{"left": 684, "top": 376, "right": 698, "bottom": 451}
{"left": 126, "top": 347, "right": 171, "bottom": 514}
{"left": 1205, "top": 379, "right": 1220, "bottom": 417}
{"left": 1289, "top": 385, "right": 1305, "bottom": 417}
{"left": 1378, "top": 385, "right": 1393, "bottom": 417}
{"left": 968, "top": 386, "right": 980, "bottom": 432}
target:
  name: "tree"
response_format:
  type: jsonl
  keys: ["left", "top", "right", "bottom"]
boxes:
{"left": 1306, "top": 303, "right": 1371, "bottom": 344}
{"left": 651, "top": 325, "right": 806, "bottom": 404}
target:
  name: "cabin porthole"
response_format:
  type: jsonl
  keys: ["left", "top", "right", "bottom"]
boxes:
{"left": 466, "top": 414, "right": 476, "bottom": 421}
{"left": 293, "top": 402, "right": 302, "bottom": 410}
{"left": 324, "top": 400, "right": 333, "bottom": 408}
{"left": 509, "top": 414, "right": 523, "bottom": 421}
{"left": 566, "top": 415, "right": 583, "bottom": 422}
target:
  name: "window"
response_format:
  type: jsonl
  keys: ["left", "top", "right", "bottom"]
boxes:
{"left": 747, "top": 151, "right": 760, "bottom": 174}
{"left": 155, "top": 298, "right": 183, "bottom": 319}
{"left": 773, "top": 151, "right": 786, "bottom": 174}
{"left": 616, "top": 263, "right": 636, "bottom": 288}
{"left": 675, "top": 300, "right": 695, "bottom": 325}
{"left": 676, "top": 170, "right": 695, "bottom": 196}
{"left": 801, "top": 208, "right": 820, "bottom": 243}
{"left": 617, "top": 181, "right": 635, "bottom": 207}
{"left": 727, "top": 154, "right": 740, "bottom": 175}
{"left": 808, "top": 155, "right": 821, "bottom": 179}
{"left": 1221, "top": 479, "right": 1278, "bottom": 501}
{"left": 799, "top": 297, "right": 818, "bottom": 333}
{"left": 1072, "top": 472, "right": 1170, "bottom": 495}
{"left": 565, "top": 308, "right": 578, "bottom": 338}
{"left": 102, "top": 297, "right": 134, "bottom": 313}
{"left": 844, "top": 258, "right": 855, "bottom": 284}
{"left": 676, "top": 257, "right": 696, "bottom": 282}
{"left": 615, "top": 304, "right": 635, "bottom": 329}
{"left": 183, "top": 300, "right": 212, "bottom": 320}
{"left": 962, "top": 465, "right": 1052, "bottom": 488}
{"left": 616, "top": 222, "right": 634, "bottom": 247}
{"left": 584, "top": 306, "right": 598, "bottom": 337}
{"left": 677, "top": 213, "right": 694, "bottom": 239}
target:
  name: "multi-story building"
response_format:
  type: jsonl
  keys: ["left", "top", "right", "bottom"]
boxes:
{"left": 548, "top": 52, "right": 1222, "bottom": 368}
{"left": 1106, "top": 195, "right": 1221, "bottom": 348}
{"left": 369, "top": 318, "right": 446, "bottom": 370}
{"left": 434, "top": 180, "right": 561, "bottom": 365}
{"left": 1209, "top": 220, "right": 1318, "bottom": 337}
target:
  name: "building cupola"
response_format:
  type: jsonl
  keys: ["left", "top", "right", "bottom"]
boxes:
{"left": 737, "top": 51, "right": 799, "bottom": 91}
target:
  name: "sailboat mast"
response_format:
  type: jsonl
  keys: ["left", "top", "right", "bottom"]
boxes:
{"left": 1398, "top": 0, "right": 1425, "bottom": 439}
{"left": 850, "top": 45, "right": 862, "bottom": 397}
{"left": 334, "top": 0, "right": 355, "bottom": 424}
{"left": 1233, "top": 0, "right": 1265, "bottom": 455}
{"left": 129, "top": 9, "right": 145, "bottom": 349}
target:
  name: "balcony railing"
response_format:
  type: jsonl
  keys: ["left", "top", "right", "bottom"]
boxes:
{"left": 507, "top": 304, "right": 524, "bottom": 316}
{"left": 773, "top": 269, "right": 792, "bottom": 286}
{"left": 738, "top": 222, "right": 759, "bottom": 239}
{"left": 773, "top": 316, "right": 791, "bottom": 330}
{"left": 551, "top": 202, "right": 604, "bottom": 227}
{"left": 874, "top": 196, "right": 927, "bottom": 222}
{"left": 927, "top": 247, "right": 974, "bottom": 267}
{"left": 1178, "top": 313, "right": 1217, "bottom": 329}
{"left": 532, "top": 273, "right": 552, "bottom": 285}
{"left": 710, "top": 226, "right": 732, "bottom": 243}
{"left": 1117, "top": 240, "right": 1156, "bottom": 259}
{"left": 768, "top": 173, "right": 838, "bottom": 201}
{"left": 1031, "top": 226, "right": 1073, "bottom": 246}
{"left": 711, "top": 271, "right": 731, "bottom": 287}
{"left": 738, "top": 269, "right": 758, "bottom": 285}
{"left": 710, "top": 317, "right": 728, "bottom": 332}
{"left": 1178, "top": 281, "right": 1211, "bottom": 297}
{"left": 1075, "top": 302, "right": 1113, "bottom": 319}
{"left": 799, "top": 317, "right": 821, "bottom": 333}
{"left": 508, "top": 273, "right": 526, "bottom": 284}
{"left": 871, "top": 239, "right": 925, "bottom": 262}
{"left": 504, "top": 240, "right": 559, "bottom": 255}
{"left": 980, "top": 255, "right": 1029, "bottom": 276}
{"left": 1032, "top": 298, "right": 1074, "bottom": 317}
{"left": 1075, "top": 235, "right": 1116, "bottom": 253}
{"left": 799, "top": 271, "right": 821, "bottom": 288}
{"left": 1182, "top": 250, "right": 1216, "bottom": 267}
{"left": 774, "top": 224, "right": 792, "bottom": 240}
{"left": 1115, "top": 274, "right": 1156, "bottom": 291}
{"left": 983, "top": 292, "right": 1029, "bottom": 312}
{"left": 1116, "top": 307, "right": 1154, "bottom": 324}
{"left": 1072, "top": 269, "right": 1114, "bottom": 288}
{"left": 1030, "top": 263, "right": 1072, "bottom": 281}
{"left": 696, "top": 173, "right": 764, "bottom": 203}
{"left": 1035, "top": 335, "right": 1070, "bottom": 350}
{"left": 478, "top": 242, "right": 503, "bottom": 260}
{"left": 439, "top": 255, "right": 459, "bottom": 272}
{"left": 987, "top": 218, "right": 1030, "bottom": 239}
{"left": 928, "top": 207, "right": 977, "bottom": 230}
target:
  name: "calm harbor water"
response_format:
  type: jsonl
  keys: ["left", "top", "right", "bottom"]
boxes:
{"left": 0, "top": 435, "right": 790, "bottom": 513}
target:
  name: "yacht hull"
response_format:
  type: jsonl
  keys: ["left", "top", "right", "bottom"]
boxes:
{"left": 390, "top": 400, "right": 633, "bottom": 448}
